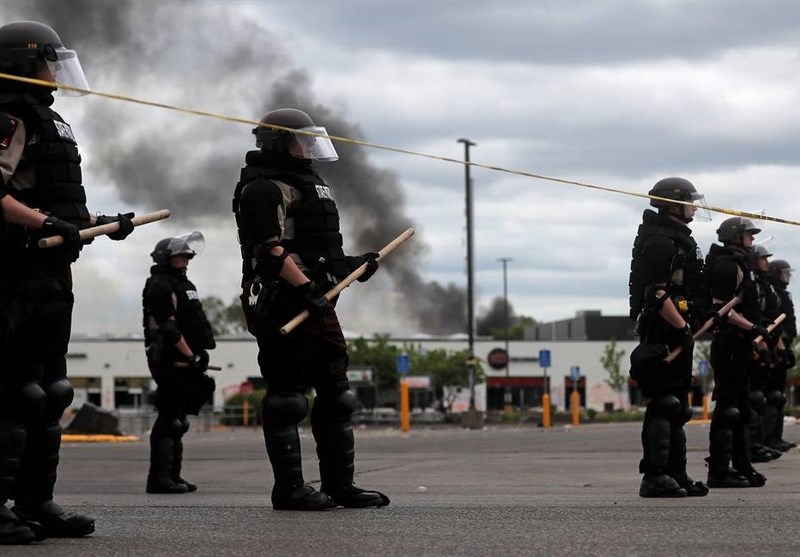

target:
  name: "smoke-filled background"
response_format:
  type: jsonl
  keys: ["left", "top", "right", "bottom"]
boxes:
{"left": 1, "top": 0, "right": 798, "bottom": 337}
{"left": 2, "top": 0, "right": 470, "bottom": 335}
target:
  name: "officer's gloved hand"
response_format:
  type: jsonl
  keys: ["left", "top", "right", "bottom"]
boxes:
{"left": 711, "top": 310, "right": 729, "bottom": 329}
{"left": 187, "top": 349, "right": 209, "bottom": 373}
{"left": 750, "top": 324, "right": 770, "bottom": 342}
{"left": 669, "top": 323, "right": 694, "bottom": 355}
{"left": 780, "top": 349, "right": 796, "bottom": 368}
{"left": 346, "top": 252, "right": 379, "bottom": 282}
{"left": 95, "top": 212, "right": 135, "bottom": 240}
{"left": 756, "top": 347, "right": 773, "bottom": 367}
{"left": 42, "top": 215, "right": 80, "bottom": 246}
{"left": 297, "top": 280, "right": 330, "bottom": 317}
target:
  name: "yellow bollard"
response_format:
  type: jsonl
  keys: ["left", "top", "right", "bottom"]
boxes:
{"left": 243, "top": 398, "right": 249, "bottom": 426}
{"left": 542, "top": 393, "right": 551, "bottom": 429}
{"left": 399, "top": 379, "right": 410, "bottom": 432}
{"left": 571, "top": 390, "right": 580, "bottom": 426}
{"left": 702, "top": 394, "right": 709, "bottom": 420}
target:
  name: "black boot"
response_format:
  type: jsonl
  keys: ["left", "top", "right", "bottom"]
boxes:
{"left": 639, "top": 474, "right": 687, "bottom": 498}
{"left": 12, "top": 422, "right": 94, "bottom": 537}
{"left": 0, "top": 505, "right": 46, "bottom": 545}
{"left": 171, "top": 437, "right": 197, "bottom": 492}
{"left": 11, "top": 500, "right": 94, "bottom": 538}
{"left": 147, "top": 436, "right": 188, "bottom": 494}
{"left": 312, "top": 419, "right": 389, "bottom": 508}
{"left": 707, "top": 424, "right": 749, "bottom": 488}
{"left": 667, "top": 427, "right": 708, "bottom": 497}
{"left": 265, "top": 425, "right": 332, "bottom": 511}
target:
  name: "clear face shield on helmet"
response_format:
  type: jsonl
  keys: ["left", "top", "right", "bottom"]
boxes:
{"left": 687, "top": 191, "right": 712, "bottom": 222}
{"left": 42, "top": 44, "right": 90, "bottom": 96}
{"left": 167, "top": 231, "right": 206, "bottom": 259}
{"left": 289, "top": 126, "right": 339, "bottom": 162}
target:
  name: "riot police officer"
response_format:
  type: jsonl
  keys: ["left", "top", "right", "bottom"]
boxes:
{"left": 232, "top": 107, "right": 389, "bottom": 510}
{"left": 0, "top": 21, "right": 133, "bottom": 544}
{"left": 764, "top": 259, "right": 797, "bottom": 451}
{"left": 704, "top": 217, "right": 768, "bottom": 488}
{"left": 628, "top": 177, "right": 709, "bottom": 498}
{"left": 142, "top": 232, "right": 216, "bottom": 494}
{"left": 747, "top": 245, "right": 783, "bottom": 463}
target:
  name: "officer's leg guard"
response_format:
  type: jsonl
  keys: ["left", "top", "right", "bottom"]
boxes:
{"left": 747, "top": 390, "right": 779, "bottom": 463}
{"left": 147, "top": 414, "right": 188, "bottom": 494}
{"left": 666, "top": 403, "right": 708, "bottom": 497}
{"left": 638, "top": 396, "right": 686, "bottom": 498}
{"left": 170, "top": 417, "right": 196, "bottom": 492}
{"left": 262, "top": 392, "right": 332, "bottom": 511}
{"left": 707, "top": 406, "right": 749, "bottom": 488}
{"left": 12, "top": 379, "right": 95, "bottom": 537}
{"left": 312, "top": 387, "right": 390, "bottom": 508}
{"left": 731, "top": 405, "right": 766, "bottom": 488}
{"left": 764, "top": 390, "right": 794, "bottom": 451}
{"left": 0, "top": 416, "right": 44, "bottom": 545}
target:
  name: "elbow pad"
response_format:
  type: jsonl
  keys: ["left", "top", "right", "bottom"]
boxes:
{"left": 254, "top": 241, "right": 289, "bottom": 281}
{"left": 644, "top": 287, "right": 666, "bottom": 312}
{"left": 157, "top": 320, "right": 182, "bottom": 344}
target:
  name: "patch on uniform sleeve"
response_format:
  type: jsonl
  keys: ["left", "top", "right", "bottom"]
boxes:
{"left": 0, "top": 113, "right": 17, "bottom": 150}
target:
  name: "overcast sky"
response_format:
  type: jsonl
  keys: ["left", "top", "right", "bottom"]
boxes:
{"left": 2, "top": 0, "right": 798, "bottom": 337}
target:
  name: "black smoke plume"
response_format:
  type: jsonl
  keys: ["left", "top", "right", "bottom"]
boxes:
{"left": 13, "top": 0, "right": 467, "bottom": 334}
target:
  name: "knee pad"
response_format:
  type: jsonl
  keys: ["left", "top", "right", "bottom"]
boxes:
{"left": 262, "top": 392, "right": 308, "bottom": 426}
{"left": 2, "top": 383, "right": 48, "bottom": 423}
{"left": 179, "top": 417, "right": 190, "bottom": 434}
{"left": 44, "top": 378, "right": 74, "bottom": 421}
{"left": 766, "top": 390, "right": 785, "bottom": 406}
{"left": 653, "top": 395, "right": 681, "bottom": 420}
{"left": 167, "top": 418, "right": 186, "bottom": 437}
{"left": 675, "top": 403, "right": 693, "bottom": 426}
{"left": 720, "top": 407, "right": 741, "bottom": 427}
{"left": 332, "top": 389, "right": 356, "bottom": 421}
{"left": 748, "top": 390, "right": 765, "bottom": 410}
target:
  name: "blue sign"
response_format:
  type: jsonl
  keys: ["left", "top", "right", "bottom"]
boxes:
{"left": 396, "top": 352, "right": 410, "bottom": 375}
{"left": 698, "top": 360, "right": 709, "bottom": 377}
{"left": 539, "top": 349, "right": 551, "bottom": 368}
{"left": 570, "top": 365, "right": 580, "bottom": 381}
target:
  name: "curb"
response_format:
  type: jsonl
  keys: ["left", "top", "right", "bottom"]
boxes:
{"left": 61, "top": 434, "right": 141, "bottom": 443}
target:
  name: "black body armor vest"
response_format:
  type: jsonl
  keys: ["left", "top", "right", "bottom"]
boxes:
{"left": 755, "top": 270, "right": 781, "bottom": 324}
{"left": 704, "top": 244, "right": 760, "bottom": 323}
{"left": 628, "top": 210, "right": 706, "bottom": 321}
{"left": 142, "top": 267, "right": 216, "bottom": 352}
{"left": 232, "top": 150, "right": 348, "bottom": 282}
{"left": 0, "top": 94, "right": 90, "bottom": 268}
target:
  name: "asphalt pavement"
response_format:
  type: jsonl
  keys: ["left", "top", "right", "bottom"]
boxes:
{"left": 7, "top": 420, "right": 799, "bottom": 557}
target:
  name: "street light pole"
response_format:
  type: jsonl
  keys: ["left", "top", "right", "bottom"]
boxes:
{"left": 498, "top": 257, "right": 513, "bottom": 415}
{"left": 457, "top": 138, "right": 478, "bottom": 418}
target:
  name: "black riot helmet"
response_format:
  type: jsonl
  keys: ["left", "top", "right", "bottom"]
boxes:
{"left": 252, "top": 107, "right": 339, "bottom": 162}
{"left": 768, "top": 259, "right": 793, "bottom": 285}
{"left": 0, "top": 20, "right": 89, "bottom": 95}
{"left": 716, "top": 217, "right": 761, "bottom": 245}
{"left": 150, "top": 232, "right": 206, "bottom": 265}
{"left": 648, "top": 177, "right": 709, "bottom": 223}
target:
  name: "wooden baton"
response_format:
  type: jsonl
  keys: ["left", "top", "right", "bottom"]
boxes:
{"left": 280, "top": 227, "right": 416, "bottom": 335}
{"left": 38, "top": 209, "right": 172, "bottom": 248}
{"left": 753, "top": 313, "right": 786, "bottom": 345}
{"left": 664, "top": 296, "right": 741, "bottom": 363}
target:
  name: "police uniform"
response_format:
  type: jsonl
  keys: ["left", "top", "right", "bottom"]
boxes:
{"left": 629, "top": 207, "right": 707, "bottom": 497}
{"left": 142, "top": 259, "right": 215, "bottom": 494}
{"left": 704, "top": 242, "right": 766, "bottom": 487}
{"left": 0, "top": 93, "right": 94, "bottom": 540}
{"left": 232, "top": 108, "right": 388, "bottom": 510}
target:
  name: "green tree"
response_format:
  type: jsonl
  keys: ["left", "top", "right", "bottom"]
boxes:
{"left": 201, "top": 295, "right": 246, "bottom": 336}
{"left": 600, "top": 339, "right": 627, "bottom": 410}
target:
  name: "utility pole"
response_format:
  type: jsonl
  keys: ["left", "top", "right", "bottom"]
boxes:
{"left": 498, "top": 257, "right": 513, "bottom": 415}
{"left": 457, "top": 138, "right": 482, "bottom": 428}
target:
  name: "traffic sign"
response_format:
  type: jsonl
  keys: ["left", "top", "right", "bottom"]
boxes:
{"left": 539, "top": 349, "right": 551, "bottom": 368}
{"left": 698, "top": 360, "right": 709, "bottom": 377}
{"left": 396, "top": 352, "right": 410, "bottom": 375}
{"left": 570, "top": 365, "right": 580, "bottom": 382}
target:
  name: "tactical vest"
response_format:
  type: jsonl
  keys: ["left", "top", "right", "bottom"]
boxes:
{"left": 768, "top": 278, "right": 797, "bottom": 340}
{"left": 755, "top": 270, "right": 780, "bottom": 323}
{"left": 0, "top": 95, "right": 90, "bottom": 267}
{"left": 232, "top": 150, "right": 348, "bottom": 282}
{"left": 142, "top": 268, "right": 216, "bottom": 352}
{"left": 704, "top": 244, "right": 760, "bottom": 323}
{"left": 628, "top": 211, "right": 706, "bottom": 320}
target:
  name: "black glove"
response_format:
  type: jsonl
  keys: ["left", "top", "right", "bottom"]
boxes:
{"left": 750, "top": 324, "right": 770, "bottom": 341}
{"left": 41, "top": 215, "right": 80, "bottom": 246}
{"left": 669, "top": 323, "right": 694, "bottom": 355}
{"left": 95, "top": 212, "right": 135, "bottom": 240}
{"left": 297, "top": 280, "right": 331, "bottom": 317}
{"left": 756, "top": 347, "right": 773, "bottom": 367}
{"left": 712, "top": 311, "right": 729, "bottom": 328}
{"left": 187, "top": 349, "right": 209, "bottom": 373}
{"left": 346, "top": 252, "right": 379, "bottom": 282}
{"left": 780, "top": 349, "right": 796, "bottom": 369}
